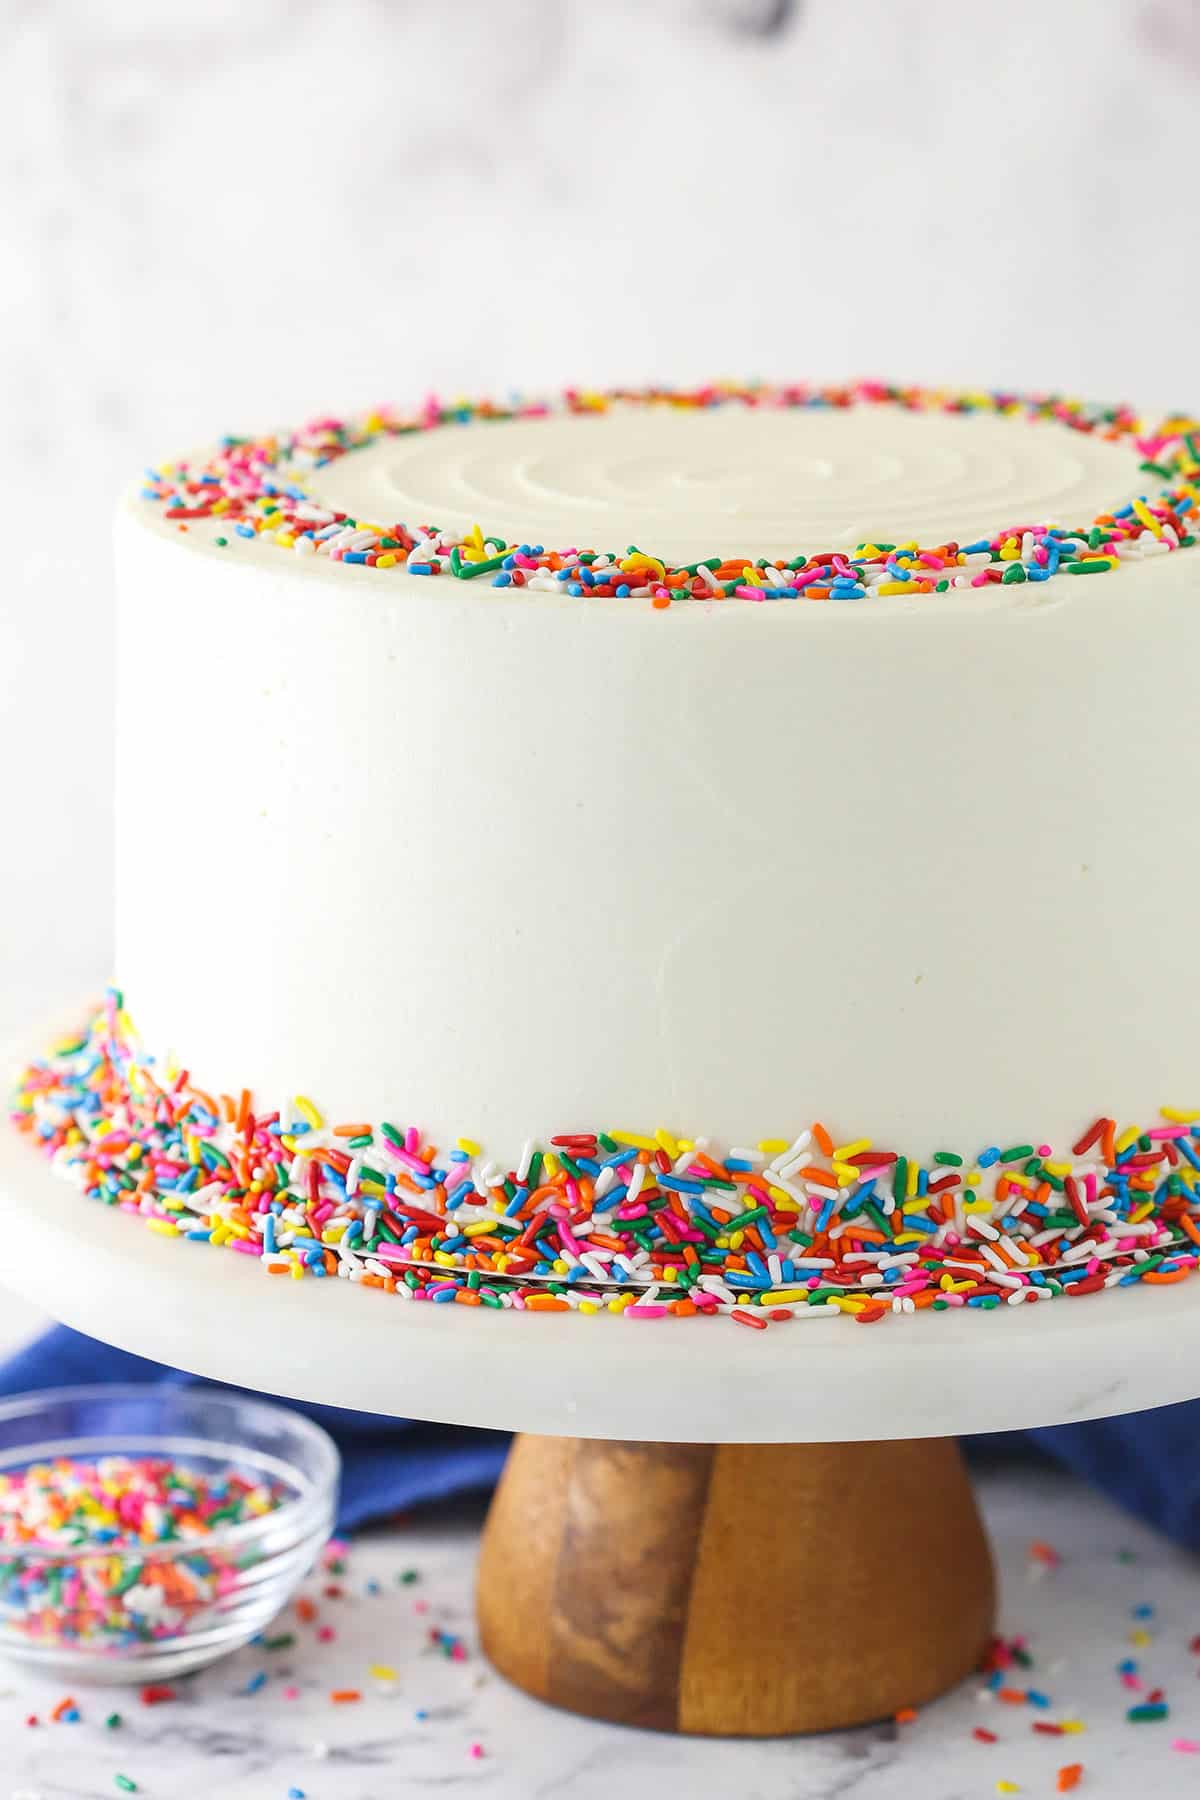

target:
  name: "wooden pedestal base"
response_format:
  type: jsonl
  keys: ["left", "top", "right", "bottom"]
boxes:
{"left": 477, "top": 1434, "right": 995, "bottom": 1736}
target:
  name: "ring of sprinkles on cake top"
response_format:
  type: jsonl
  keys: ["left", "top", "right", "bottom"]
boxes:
{"left": 139, "top": 382, "right": 1200, "bottom": 606}
{"left": 13, "top": 992, "right": 1200, "bottom": 1329}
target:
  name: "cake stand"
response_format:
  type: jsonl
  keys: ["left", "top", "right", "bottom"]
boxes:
{"left": 5, "top": 1052, "right": 1200, "bottom": 1736}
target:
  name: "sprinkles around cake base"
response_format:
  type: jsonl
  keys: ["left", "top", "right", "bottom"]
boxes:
{"left": 10, "top": 993, "right": 1200, "bottom": 1329}
{"left": 142, "top": 382, "right": 1200, "bottom": 607}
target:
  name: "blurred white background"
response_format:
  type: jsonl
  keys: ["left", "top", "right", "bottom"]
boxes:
{"left": 1, "top": 0, "right": 1198, "bottom": 1038}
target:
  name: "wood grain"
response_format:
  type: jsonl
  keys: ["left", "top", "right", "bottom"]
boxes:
{"left": 477, "top": 1433, "right": 995, "bottom": 1736}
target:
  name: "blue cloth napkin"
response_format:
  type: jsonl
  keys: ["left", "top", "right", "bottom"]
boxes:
{"left": 1, "top": 1324, "right": 1192, "bottom": 1545}
{"left": 0, "top": 1325, "right": 509, "bottom": 1533}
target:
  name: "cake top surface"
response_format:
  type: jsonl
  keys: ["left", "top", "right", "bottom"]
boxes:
{"left": 135, "top": 383, "right": 1200, "bottom": 605}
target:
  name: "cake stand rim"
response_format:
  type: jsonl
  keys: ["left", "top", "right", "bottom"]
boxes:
{"left": 4, "top": 1013, "right": 1197, "bottom": 1443}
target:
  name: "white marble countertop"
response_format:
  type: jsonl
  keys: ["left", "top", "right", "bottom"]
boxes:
{"left": 1, "top": 1459, "right": 1199, "bottom": 1800}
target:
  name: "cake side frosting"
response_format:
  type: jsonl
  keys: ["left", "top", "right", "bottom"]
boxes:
{"left": 111, "top": 491, "right": 1200, "bottom": 1166}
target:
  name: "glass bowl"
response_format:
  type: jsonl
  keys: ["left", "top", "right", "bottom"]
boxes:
{"left": 0, "top": 1383, "right": 339, "bottom": 1681}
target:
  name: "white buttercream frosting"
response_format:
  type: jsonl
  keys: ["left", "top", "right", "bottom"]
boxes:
{"left": 115, "top": 398, "right": 1200, "bottom": 1165}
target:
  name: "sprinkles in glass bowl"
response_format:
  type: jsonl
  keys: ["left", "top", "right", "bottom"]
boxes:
{"left": 0, "top": 1386, "right": 338, "bottom": 1680}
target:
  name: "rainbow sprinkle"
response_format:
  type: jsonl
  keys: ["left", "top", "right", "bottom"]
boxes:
{"left": 0, "top": 1453, "right": 289, "bottom": 1652}
{"left": 139, "top": 381, "right": 1200, "bottom": 606}
{"left": 12, "top": 993, "right": 1200, "bottom": 1327}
